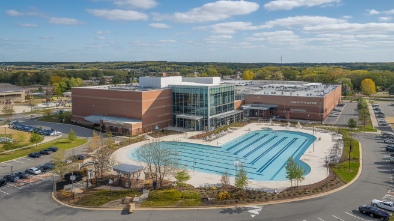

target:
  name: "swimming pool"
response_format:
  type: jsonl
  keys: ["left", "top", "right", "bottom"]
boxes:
{"left": 128, "top": 130, "right": 316, "bottom": 181}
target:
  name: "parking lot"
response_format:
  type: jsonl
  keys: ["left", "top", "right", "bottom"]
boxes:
{"left": 324, "top": 101, "right": 359, "bottom": 126}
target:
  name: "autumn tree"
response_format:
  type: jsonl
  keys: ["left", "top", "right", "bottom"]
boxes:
{"left": 360, "top": 78, "right": 376, "bottom": 96}
{"left": 92, "top": 145, "right": 117, "bottom": 177}
{"left": 221, "top": 171, "right": 230, "bottom": 188}
{"left": 1, "top": 104, "right": 15, "bottom": 115}
{"left": 88, "top": 131, "right": 103, "bottom": 153}
{"left": 133, "top": 140, "right": 179, "bottom": 187}
{"left": 337, "top": 77, "right": 353, "bottom": 95}
{"left": 242, "top": 70, "right": 254, "bottom": 80}
{"left": 52, "top": 149, "right": 78, "bottom": 181}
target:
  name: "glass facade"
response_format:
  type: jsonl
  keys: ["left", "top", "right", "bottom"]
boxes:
{"left": 170, "top": 84, "right": 237, "bottom": 131}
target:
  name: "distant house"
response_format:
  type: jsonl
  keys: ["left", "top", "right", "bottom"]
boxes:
{"left": 0, "top": 83, "right": 26, "bottom": 104}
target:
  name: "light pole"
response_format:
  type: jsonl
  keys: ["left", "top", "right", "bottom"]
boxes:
{"left": 348, "top": 138, "right": 353, "bottom": 171}
{"left": 233, "top": 159, "right": 241, "bottom": 175}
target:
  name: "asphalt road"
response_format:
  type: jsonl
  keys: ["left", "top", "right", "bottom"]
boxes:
{"left": 0, "top": 132, "right": 392, "bottom": 221}
{"left": 324, "top": 102, "right": 359, "bottom": 126}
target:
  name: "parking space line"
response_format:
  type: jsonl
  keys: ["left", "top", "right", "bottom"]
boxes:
{"left": 0, "top": 189, "right": 9, "bottom": 195}
{"left": 345, "top": 212, "right": 365, "bottom": 220}
{"left": 317, "top": 218, "right": 324, "bottom": 221}
{"left": 332, "top": 215, "right": 344, "bottom": 221}
{"left": 11, "top": 159, "right": 23, "bottom": 163}
{"left": 0, "top": 162, "right": 11, "bottom": 166}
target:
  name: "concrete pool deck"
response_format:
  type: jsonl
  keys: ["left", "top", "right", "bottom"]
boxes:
{"left": 113, "top": 123, "right": 340, "bottom": 190}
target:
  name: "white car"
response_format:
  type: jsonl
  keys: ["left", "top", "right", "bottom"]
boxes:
{"left": 50, "top": 131, "right": 63, "bottom": 136}
{"left": 25, "top": 167, "right": 41, "bottom": 175}
{"left": 384, "top": 139, "right": 394, "bottom": 144}
{"left": 372, "top": 199, "right": 394, "bottom": 212}
{"left": 329, "top": 113, "right": 339, "bottom": 117}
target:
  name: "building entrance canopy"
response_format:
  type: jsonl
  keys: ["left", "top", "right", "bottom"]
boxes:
{"left": 242, "top": 104, "right": 277, "bottom": 111}
{"left": 175, "top": 114, "right": 203, "bottom": 120}
{"left": 113, "top": 164, "right": 144, "bottom": 175}
{"left": 211, "top": 110, "right": 243, "bottom": 119}
{"left": 84, "top": 115, "right": 141, "bottom": 126}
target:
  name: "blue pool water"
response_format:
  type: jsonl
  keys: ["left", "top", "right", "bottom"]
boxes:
{"left": 128, "top": 130, "right": 316, "bottom": 181}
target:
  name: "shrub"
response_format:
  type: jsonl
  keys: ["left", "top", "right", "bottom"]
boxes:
{"left": 217, "top": 191, "right": 231, "bottom": 201}
{"left": 182, "top": 190, "right": 201, "bottom": 200}
{"left": 148, "top": 189, "right": 182, "bottom": 201}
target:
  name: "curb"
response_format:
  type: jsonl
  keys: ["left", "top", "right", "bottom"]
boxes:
{"left": 51, "top": 141, "right": 363, "bottom": 211}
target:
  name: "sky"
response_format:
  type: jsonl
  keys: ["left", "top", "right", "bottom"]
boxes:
{"left": 1, "top": 0, "right": 394, "bottom": 63}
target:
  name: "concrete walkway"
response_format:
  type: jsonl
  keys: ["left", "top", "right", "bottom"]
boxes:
{"left": 113, "top": 123, "right": 339, "bottom": 191}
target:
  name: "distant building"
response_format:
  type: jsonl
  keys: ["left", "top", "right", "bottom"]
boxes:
{"left": 0, "top": 83, "right": 26, "bottom": 104}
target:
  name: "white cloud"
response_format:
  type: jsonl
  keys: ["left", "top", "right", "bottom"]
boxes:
{"left": 48, "top": 17, "right": 83, "bottom": 25}
{"left": 367, "top": 9, "right": 394, "bottom": 15}
{"left": 5, "top": 10, "right": 24, "bottom": 16}
{"left": 95, "top": 36, "right": 106, "bottom": 40}
{"left": 246, "top": 30, "right": 301, "bottom": 44}
{"left": 87, "top": 9, "right": 148, "bottom": 21}
{"left": 264, "top": 0, "right": 340, "bottom": 11}
{"left": 113, "top": 0, "right": 158, "bottom": 9}
{"left": 265, "top": 16, "right": 346, "bottom": 28}
{"left": 5, "top": 9, "right": 81, "bottom": 25}
{"left": 153, "top": 1, "right": 259, "bottom": 23}
{"left": 159, "top": 40, "right": 177, "bottom": 43}
{"left": 149, "top": 23, "right": 171, "bottom": 29}
{"left": 18, "top": 23, "right": 38, "bottom": 28}
{"left": 379, "top": 17, "right": 392, "bottom": 21}
{"left": 96, "top": 31, "right": 112, "bottom": 34}
{"left": 342, "top": 15, "right": 352, "bottom": 19}
{"left": 196, "top": 22, "right": 259, "bottom": 34}
{"left": 208, "top": 35, "right": 233, "bottom": 39}
{"left": 303, "top": 22, "right": 394, "bottom": 34}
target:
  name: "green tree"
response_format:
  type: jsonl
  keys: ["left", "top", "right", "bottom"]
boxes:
{"left": 285, "top": 157, "right": 297, "bottom": 187}
{"left": 174, "top": 170, "right": 191, "bottom": 187}
{"left": 30, "top": 132, "right": 44, "bottom": 148}
{"left": 294, "top": 164, "right": 305, "bottom": 187}
{"left": 68, "top": 129, "right": 77, "bottom": 142}
{"left": 347, "top": 118, "right": 357, "bottom": 129}
{"left": 221, "top": 171, "right": 230, "bottom": 187}
{"left": 52, "top": 149, "right": 78, "bottom": 181}
{"left": 337, "top": 77, "right": 353, "bottom": 95}
{"left": 360, "top": 78, "right": 376, "bottom": 96}
{"left": 235, "top": 165, "right": 248, "bottom": 189}
{"left": 1, "top": 104, "right": 15, "bottom": 115}
{"left": 359, "top": 109, "right": 369, "bottom": 128}
{"left": 389, "top": 84, "right": 394, "bottom": 96}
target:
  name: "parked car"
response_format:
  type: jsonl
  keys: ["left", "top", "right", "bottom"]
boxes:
{"left": 329, "top": 112, "right": 339, "bottom": 117}
{"left": 377, "top": 114, "right": 386, "bottom": 118}
{"left": 337, "top": 102, "right": 345, "bottom": 106}
{"left": 380, "top": 122, "right": 389, "bottom": 126}
{"left": 25, "top": 167, "right": 41, "bottom": 175}
{"left": 15, "top": 172, "right": 29, "bottom": 179}
{"left": 0, "top": 178, "right": 7, "bottom": 187}
{"left": 386, "top": 146, "right": 394, "bottom": 152}
{"left": 359, "top": 205, "right": 391, "bottom": 220}
{"left": 28, "top": 152, "right": 42, "bottom": 158}
{"left": 372, "top": 199, "right": 394, "bottom": 212}
{"left": 385, "top": 139, "right": 394, "bottom": 144}
{"left": 375, "top": 110, "right": 384, "bottom": 114}
{"left": 50, "top": 131, "right": 62, "bottom": 136}
{"left": 333, "top": 107, "right": 342, "bottom": 112}
{"left": 41, "top": 162, "right": 55, "bottom": 172}
{"left": 3, "top": 174, "right": 19, "bottom": 182}
{"left": 40, "top": 149, "right": 53, "bottom": 155}
{"left": 47, "top": 146, "right": 59, "bottom": 152}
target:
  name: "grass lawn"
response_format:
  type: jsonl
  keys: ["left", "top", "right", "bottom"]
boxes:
{"left": 0, "top": 138, "right": 87, "bottom": 163}
{"left": 141, "top": 189, "right": 201, "bottom": 207}
{"left": 75, "top": 190, "right": 141, "bottom": 207}
{"left": 332, "top": 137, "right": 360, "bottom": 183}
{"left": 0, "top": 129, "right": 32, "bottom": 151}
